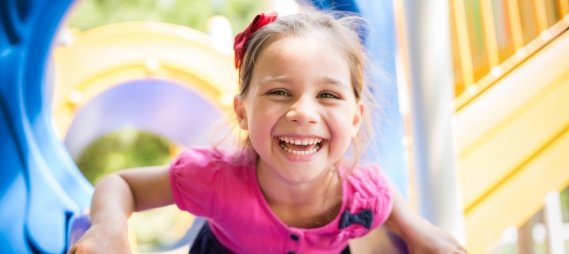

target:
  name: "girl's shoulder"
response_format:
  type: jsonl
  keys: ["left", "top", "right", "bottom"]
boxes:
{"left": 169, "top": 147, "right": 252, "bottom": 188}
{"left": 340, "top": 164, "right": 392, "bottom": 227}
{"left": 169, "top": 147, "right": 253, "bottom": 216}
{"left": 171, "top": 147, "right": 249, "bottom": 170}
{"left": 342, "top": 164, "right": 389, "bottom": 193}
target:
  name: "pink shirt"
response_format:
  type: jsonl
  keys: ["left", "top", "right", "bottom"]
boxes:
{"left": 170, "top": 147, "right": 393, "bottom": 254}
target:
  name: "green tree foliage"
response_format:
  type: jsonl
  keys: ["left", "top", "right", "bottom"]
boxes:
{"left": 76, "top": 129, "right": 172, "bottom": 185}
{"left": 67, "top": 0, "right": 265, "bottom": 35}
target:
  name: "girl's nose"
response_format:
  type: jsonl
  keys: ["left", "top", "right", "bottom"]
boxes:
{"left": 285, "top": 97, "right": 319, "bottom": 125}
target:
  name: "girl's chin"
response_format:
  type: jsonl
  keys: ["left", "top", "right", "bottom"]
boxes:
{"left": 275, "top": 169, "right": 328, "bottom": 185}
{"left": 258, "top": 158, "right": 332, "bottom": 183}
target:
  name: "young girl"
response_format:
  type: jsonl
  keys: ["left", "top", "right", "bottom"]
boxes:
{"left": 70, "top": 11, "right": 466, "bottom": 254}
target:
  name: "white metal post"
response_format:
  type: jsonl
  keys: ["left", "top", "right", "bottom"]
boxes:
{"left": 544, "top": 191, "right": 565, "bottom": 254}
{"left": 396, "top": 0, "right": 466, "bottom": 243}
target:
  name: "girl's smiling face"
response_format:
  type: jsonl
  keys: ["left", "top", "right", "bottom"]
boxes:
{"left": 235, "top": 35, "right": 364, "bottom": 184}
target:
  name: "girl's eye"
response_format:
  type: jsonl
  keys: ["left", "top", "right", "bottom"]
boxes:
{"left": 267, "top": 90, "right": 290, "bottom": 96}
{"left": 318, "top": 92, "right": 339, "bottom": 99}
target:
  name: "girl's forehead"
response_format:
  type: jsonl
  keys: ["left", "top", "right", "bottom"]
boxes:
{"left": 256, "top": 36, "right": 349, "bottom": 73}
{"left": 241, "top": 34, "right": 359, "bottom": 98}
{"left": 262, "top": 34, "right": 337, "bottom": 54}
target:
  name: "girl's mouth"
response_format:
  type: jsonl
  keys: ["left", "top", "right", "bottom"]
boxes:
{"left": 276, "top": 136, "right": 325, "bottom": 155}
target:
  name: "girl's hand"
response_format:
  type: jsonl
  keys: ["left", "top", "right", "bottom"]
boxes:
{"left": 402, "top": 218, "right": 467, "bottom": 254}
{"left": 68, "top": 165, "right": 172, "bottom": 253}
{"left": 384, "top": 182, "right": 467, "bottom": 254}
{"left": 67, "top": 223, "right": 131, "bottom": 254}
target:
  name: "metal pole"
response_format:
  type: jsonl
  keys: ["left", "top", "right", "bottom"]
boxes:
{"left": 396, "top": 0, "right": 466, "bottom": 242}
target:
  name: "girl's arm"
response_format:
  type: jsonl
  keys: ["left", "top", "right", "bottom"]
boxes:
{"left": 68, "top": 165, "right": 173, "bottom": 254}
{"left": 383, "top": 183, "right": 468, "bottom": 254}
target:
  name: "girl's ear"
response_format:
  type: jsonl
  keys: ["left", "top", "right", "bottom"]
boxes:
{"left": 234, "top": 95, "right": 248, "bottom": 130}
{"left": 352, "top": 102, "right": 365, "bottom": 137}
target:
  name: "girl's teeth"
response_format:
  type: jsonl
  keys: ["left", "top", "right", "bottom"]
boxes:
{"left": 277, "top": 136, "right": 324, "bottom": 146}
{"left": 279, "top": 142, "right": 321, "bottom": 155}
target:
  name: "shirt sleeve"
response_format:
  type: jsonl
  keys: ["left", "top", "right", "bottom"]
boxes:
{"left": 368, "top": 165, "right": 394, "bottom": 229}
{"left": 347, "top": 164, "right": 394, "bottom": 229}
{"left": 169, "top": 147, "right": 223, "bottom": 217}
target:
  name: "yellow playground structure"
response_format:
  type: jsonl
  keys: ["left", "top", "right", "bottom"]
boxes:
{"left": 52, "top": 21, "right": 237, "bottom": 137}
{"left": 448, "top": 2, "right": 569, "bottom": 253}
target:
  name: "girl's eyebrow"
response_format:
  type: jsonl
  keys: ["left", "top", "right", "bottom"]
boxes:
{"left": 256, "top": 76, "right": 289, "bottom": 87}
{"left": 256, "top": 76, "right": 349, "bottom": 90}
{"left": 319, "top": 77, "right": 349, "bottom": 90}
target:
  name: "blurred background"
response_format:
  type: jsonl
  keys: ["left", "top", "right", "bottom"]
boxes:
{"left": 2, "top": 0, "right": 569, "bottom": 253}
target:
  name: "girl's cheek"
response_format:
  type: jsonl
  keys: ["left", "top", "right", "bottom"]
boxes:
{"left": 257, "top": 107, "right": 280, "bottom": 120}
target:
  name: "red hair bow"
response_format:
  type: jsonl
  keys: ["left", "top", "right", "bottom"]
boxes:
{"left": 233, "top": 12, "right": 278, "bottom": 69}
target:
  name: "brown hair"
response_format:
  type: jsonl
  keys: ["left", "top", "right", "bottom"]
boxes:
{"left": 221, "top": 10, "right": 381, "bottom": 171}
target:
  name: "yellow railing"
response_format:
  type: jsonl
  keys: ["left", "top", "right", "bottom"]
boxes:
{"left": 450, "top": 0, "right": 569, "bottom": 111}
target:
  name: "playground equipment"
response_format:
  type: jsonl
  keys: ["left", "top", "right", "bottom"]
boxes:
{"left": 452, "top": 22, "right": 569, "bottom": 254}
{"left": 51, "top": 21, "right": 235, "bottom": 161}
